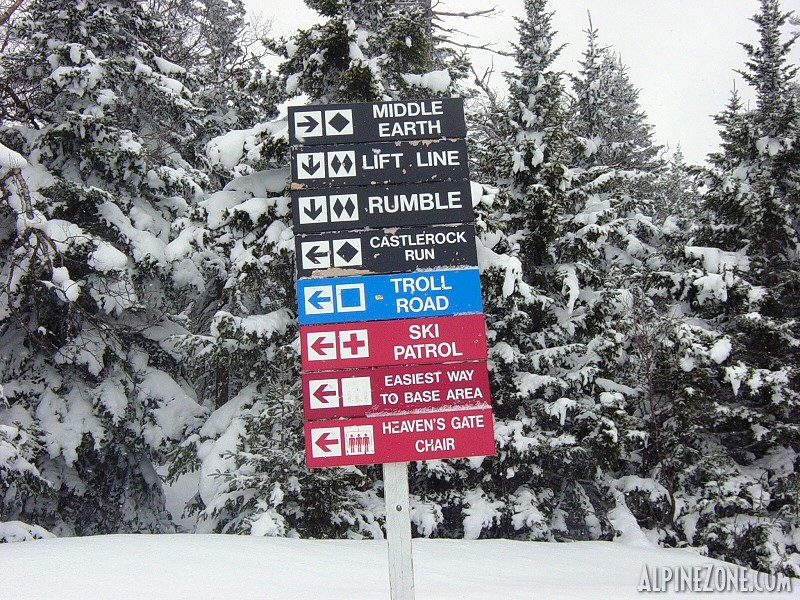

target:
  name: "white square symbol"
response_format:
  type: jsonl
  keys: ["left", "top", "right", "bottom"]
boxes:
{"left": 338, "top": 329, "right": 369, "bottom": 359}
{"left": 293, "top": 110, "right": 323, "bottom": 140}
{"left": 343, "top": 425, "right": 374, "bottom": 456}
{"left": 335, "top": 283, "right": 366, "bottom": 313}
{"left": 295, "top": 152, "right": 326, "bottom": 180}
{"left": 306, "top": 331, "right": 337, "bottom": 361}
{"left": 298, "top": 195, "right": 328, "bottom": 224}
{"left": 310, "top": 427, "right": 342, "bottom": 458}
{"left": 303, "top": 285, "right": 334, "bottom": 315}
{"left": 309, "top": 379, "right": 340, "bottom": 410}
{"left": 300, "top": 240, "right": 331, "bottom": 270}
{"left": 340, "top": 377, "right": 372, "bottom": 407}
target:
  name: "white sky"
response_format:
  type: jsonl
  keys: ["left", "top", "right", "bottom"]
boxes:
{"left": 248, "top": 0, "right": 800, "bottom": 165}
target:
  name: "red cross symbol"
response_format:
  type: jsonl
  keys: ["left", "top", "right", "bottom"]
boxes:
{"left": 339, "top": 330, "right": 368, "bottom": 359}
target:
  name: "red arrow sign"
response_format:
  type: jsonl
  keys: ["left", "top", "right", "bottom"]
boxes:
{"left": 300, "top": 314, "right": 487, "bottom": 372}
{"left": 312, "top": 383, "right": 337, "bottom": 405}
{"left": 314, "top": 430, "right": 339, "bottom": 453}
{"left": 311, "top": 336, "right": 334, "bottom": 354}
{"left": 303, "top": 361, "right": 492, "bottom": 420}
{"left": 304, "top": 406, "right": 496, "bottom": 468}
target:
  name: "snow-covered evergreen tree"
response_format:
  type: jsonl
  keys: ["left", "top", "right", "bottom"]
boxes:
{"left": 664, "top": 0, "right": 800, "bottom": 575}
{"left": 0, "top": 0, "right": 209, "bottom": 535}
{"left": 465, "top": 0, "right": 625, "bottom": 542}
{"left": 271, "top": 0, "right": 467, "bottom": 103}
{"left": 655, "top": 146, "right": 700, "bottom": 222}
{"left": 571, "top": 24, "right": 661, "bottom": 173}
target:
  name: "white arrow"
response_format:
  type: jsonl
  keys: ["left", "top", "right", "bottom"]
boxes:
{"left": 296, "top": 152, "right": 326, "bottom": 179}
{"left": 298, "top": 195, "right": 328, "bottom": 224}
{"left": 300, "top": 240, "right": 331, "bottom": 270}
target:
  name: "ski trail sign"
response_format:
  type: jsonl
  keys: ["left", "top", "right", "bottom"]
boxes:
{"left": 292, "top": 180, "right": 475, "bottom": 233}
{"left": 291, "top": 139, "right": 469, "bottom": 188}
{"left": 300, "top": 314, "right": 488, "bottom": 372}
{"left": 288, "top": 98, "right": 466, "bottom": 145}
{"left": 295, "top": 224, "right": 478, "bottom": 279}
{"left": 297, "top": 268, "right": 483, "bottom": 325}
{"left": 303, "top": 361, "right": 492, "bottom": 420}
{"left": 305, "top": 407, "right": 496, "bottom": 468}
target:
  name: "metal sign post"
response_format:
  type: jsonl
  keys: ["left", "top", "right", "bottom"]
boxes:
{"left": 384, "top": 462, "right": 415, "bottom": 600}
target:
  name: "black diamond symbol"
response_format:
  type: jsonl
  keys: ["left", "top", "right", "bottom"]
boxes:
{"left": 330, "top": 156, "right": 342, "bottom": 173}
{"left": 333, "top": 197, "right": 357, "bottom": 218}
{"left": 328, "top": 112, "right": 350, "bottom": 133}
{"left": 333, "top": 198, "right": 346, "bottom": 217}
{"left": 336, "top": 241, "right": 359, "bottom": 263}
{"left": 342, "top": 155, "right": 354, "bottom": 172}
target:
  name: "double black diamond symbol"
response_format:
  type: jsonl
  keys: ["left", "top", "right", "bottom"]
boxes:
{"left": 329, "top": 153, "right": 354, "bottom": 176}
{"left": 332, "top": 197, "right": 357, "bottom": 219}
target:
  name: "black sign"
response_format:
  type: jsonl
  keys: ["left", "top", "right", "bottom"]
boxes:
{"left": 288, "top": 99, "right": 466, "bottom": 146}
{"left": 291, "top": 139, "right": 469, "bottom": 189}
{"left": 292, "top": 180, "right": 475, "bottom": 233}
{"left": 295, "top": 224, "right": 478, "bottom": 279}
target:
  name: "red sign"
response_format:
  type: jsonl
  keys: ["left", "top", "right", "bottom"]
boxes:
{"left": 303, "top": 361, "right": 491, "bottom": 419}
{"left": 305, "top": 406, "right": 496, "bottom": 468}
{"left": 300, "top": 314, "right": 487, "bottom": 372}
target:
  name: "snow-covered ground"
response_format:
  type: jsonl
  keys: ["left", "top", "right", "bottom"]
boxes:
{"left": 1, "top": 534, "right": 794, "bottom": 599}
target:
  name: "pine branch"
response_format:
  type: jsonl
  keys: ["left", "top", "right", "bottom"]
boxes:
{"left": 433, "top": 34, "right": 513, "bottom": 57}
{"left": 470, "top": 63, "right": 499, "bottom": 105}
{"left": 433, "top": 6, "right": 500, "bottom": 20}
{"left": 0, "top": 0, "right": 25, "bottom": 28}
{"left": 1, "top": 82, "right": 39, "bottom": 129}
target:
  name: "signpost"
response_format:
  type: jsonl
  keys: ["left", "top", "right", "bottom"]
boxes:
{"left": 290, "top": 97, "right": 495, "bottom": 600}
{"left": 300, "top": 313, "right": 488, "bottom": 372}
{"left": 297, "top": 268, "right": 483, "bottom": 325}
{"left": 305, "top": 406, "right": 495, "bottom": 468}
{"left": 288, "top": 98, "right": 466, "bottom": 145}
{"left": 290, "top": 139, "right": 469, "bottom": 188}
{"left": 295, "top": 224, "right": 478, "bottom": 278}
{"left": 292, "top": 180, "right": 475, "bottom": 233}
{"left": 303, "top": 361, "right": 491, "bottom": 419}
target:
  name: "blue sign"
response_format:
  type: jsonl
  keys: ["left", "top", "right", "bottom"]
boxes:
{"left": 297, "top": 268, "right": 483, "bottom": 325}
